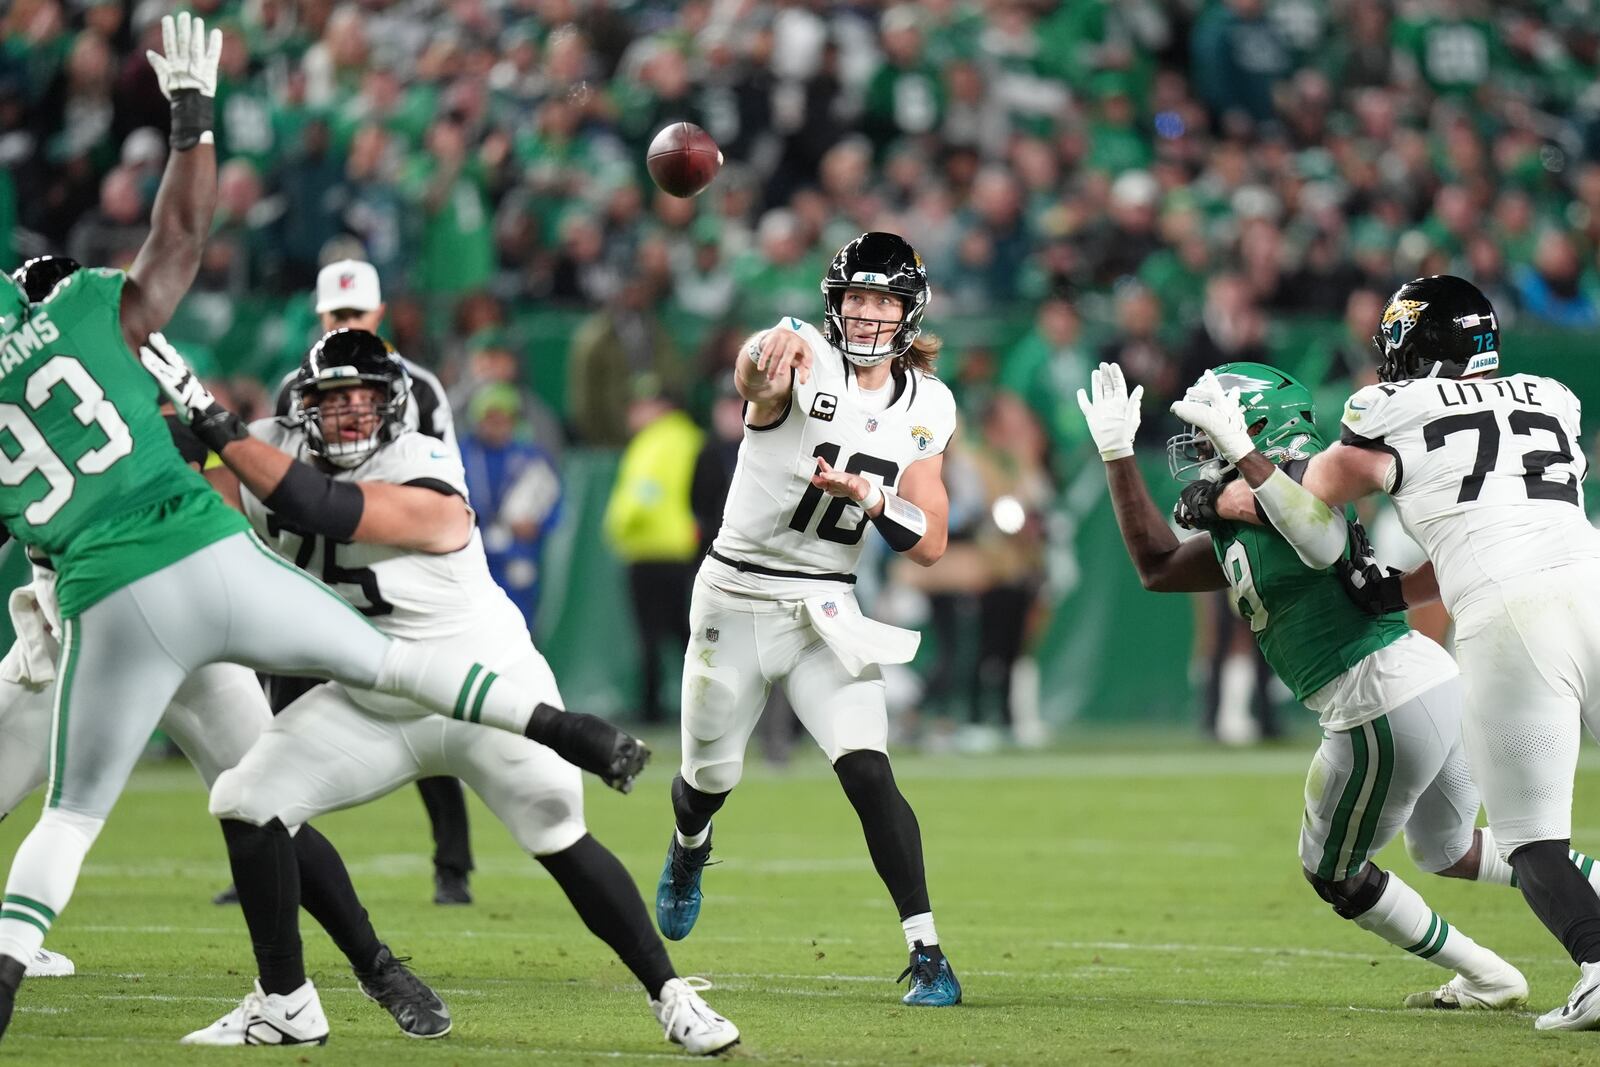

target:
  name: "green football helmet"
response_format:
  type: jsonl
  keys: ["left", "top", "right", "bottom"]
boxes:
{"left": 1167, "top": 361, "right": 1323, "bottom": 482}
{"left": 0, "top": 272, "right": 26, "bottom": 337}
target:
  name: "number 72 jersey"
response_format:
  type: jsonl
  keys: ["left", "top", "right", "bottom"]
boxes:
{"left": 709, "top": 317, "right": 957, "bottom": 584}
{"left": 1339, "top": 373, "right": 1600, "bottom": 616}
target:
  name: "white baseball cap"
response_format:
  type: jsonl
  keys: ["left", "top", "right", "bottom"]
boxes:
{"left": 315, "top": 259, "right": 383, "bottom": 314}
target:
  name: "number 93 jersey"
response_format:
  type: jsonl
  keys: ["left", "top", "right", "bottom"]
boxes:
{"left": 709, "top": 317, "right": 956, "bottom": 591}
{"left": 1340, "top": 373, "right": 1600, "bottom": 616}
{"left": 241, "top": 420, "right": 524, "bottom": 641}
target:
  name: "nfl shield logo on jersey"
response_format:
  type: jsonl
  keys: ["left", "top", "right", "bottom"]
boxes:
{"left": 865, "top": 417, "right": 878, "bottom": 432}
{"left": 822, "top": 601, "right": 838, "bottom": 619}
{"left": 705, "top": 627, "right": 719, "bottom": 643}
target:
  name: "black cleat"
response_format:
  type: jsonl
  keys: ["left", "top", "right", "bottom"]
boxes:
{"left": 356, "top": 946, "right": 452, "bottom": 1039}
{"left": 548, "top": 712, "right": 652, "bottom": 793}
{"left": 212, "top": 882, "right": 239, "bottom": 905}
{"left": 0, "top": 954, "right": 24, "bottom": 1042}
{"left": 433, "top": 868, "right": 472, "bottom": 906}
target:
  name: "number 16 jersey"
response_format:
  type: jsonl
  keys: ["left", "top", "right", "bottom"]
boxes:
{"left": 241, "top": 420, "right": 523, "bottom": 642}
{"left": 1340, "top": 373, "right": 1600, "bottom": 617}
{"left": 708, "top": 317, "right": 956, "bottom": 596}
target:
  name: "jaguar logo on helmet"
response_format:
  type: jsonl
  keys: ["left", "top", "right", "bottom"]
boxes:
{"left": 1380, "top": 299, "right": 1429, "bottom": 353}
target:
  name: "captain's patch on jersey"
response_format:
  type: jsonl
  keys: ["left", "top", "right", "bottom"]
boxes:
{"left": 810, "top": 393, "right": 838, "bottom": 421}
{"left": 910, "top": 425, "right": 934, "bottom": 451}
{"left": 1380, "top": 298, "right": 1429, "bottom": 352}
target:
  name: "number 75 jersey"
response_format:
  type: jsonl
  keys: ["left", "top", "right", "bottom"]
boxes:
{"left": 241, "top": 420, "right": 523, "bottom": 641}
{"left": 1340, "top": 373, "right": 1600, "bottom": 616}
{"left": 709, "top": 317, "right": 956, "bottom": 584}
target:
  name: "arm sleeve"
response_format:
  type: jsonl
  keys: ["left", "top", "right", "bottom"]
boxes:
{"left": 1250, "top": 467, "right": 1349, "bottom": 569}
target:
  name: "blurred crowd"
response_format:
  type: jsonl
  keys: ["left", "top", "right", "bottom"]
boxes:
{"left": 7, "top": 0, "right": 1600, "bottom": 740}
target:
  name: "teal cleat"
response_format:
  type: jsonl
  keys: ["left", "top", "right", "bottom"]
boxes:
{"left": 899, "top": 942, "right": 962, "bottom": 1007}
{"left": 655, "top": 832, "right": 714, "bottom": 941}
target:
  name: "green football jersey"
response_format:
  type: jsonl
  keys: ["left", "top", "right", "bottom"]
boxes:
{"left": 1210, "top": 508, "right": 1410, "bottom": 703}
{"left": 0, "top": 268, "right": 245, "bottom": 618}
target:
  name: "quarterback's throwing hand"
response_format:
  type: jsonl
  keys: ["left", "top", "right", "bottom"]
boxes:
{"left": 754, "top": 327, "right": 813, "bottom": 386}
{"left": 1076, "top": 362, "right": 1143, "bottom": 461}
{"left": 1169, "top": 370, "right": 1254, "bottom": 464}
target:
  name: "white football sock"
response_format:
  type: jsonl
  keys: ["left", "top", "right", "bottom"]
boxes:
{"left": 0, "top": 808, "right": 103, "bottom": 964}
{"left": 374, "top": 640, "right": 533, "bottom": 733}
{"left": 1353, "top": 871, "right": 1507, "bottom": 984}
{"left": 902, "top": 912, "right": 938, "bottom": 951}
{"left": 1474, "top": 827, "right": 1517, "bottom": 886}
{"left": 1214, "top": 655, "right": 1259, "bottom": 745}
{"left": 676, "top": 825, "right": 710, "bottom": 849}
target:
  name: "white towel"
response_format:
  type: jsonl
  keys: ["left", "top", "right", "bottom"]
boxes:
{"left": 4, "top": 586, "right": 58, "bottom": 687}
{"left": 801, "top": 594, "right": 920, "bottom": 677}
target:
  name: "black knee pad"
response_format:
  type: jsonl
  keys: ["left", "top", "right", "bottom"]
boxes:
{"left": 671, "top": 775, "right": 729, "bottom": 819}
{"left": 1305, "top": 863, "right": 1388, "bottom": 920}
{"left": 833, "top": 750, "right": 895, "bottom": 803}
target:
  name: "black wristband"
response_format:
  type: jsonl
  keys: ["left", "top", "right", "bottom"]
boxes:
{"left": 263, "top": 460, "right": 365, "bottom": 541}
{"left": 191, "top": 403, "right": 248, "bottom": 453}
{"left": 170, "top": 89, "right": 214, "bottom": 151}
{"left": 165, "top": 412, "right": 210, "bottom": 468}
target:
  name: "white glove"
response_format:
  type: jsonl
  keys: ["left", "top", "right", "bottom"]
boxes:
{"left": 146, "top": 12, "right": 222, "bottom": 99}
{"left": 1075, "top": 362, "right": 1143, "bottom": 461}
{"left": 139, "top": 332, "right": 215, "bottom": 421}
{"left": 1169, "top": 369, "right": 1255, "bottom": 464}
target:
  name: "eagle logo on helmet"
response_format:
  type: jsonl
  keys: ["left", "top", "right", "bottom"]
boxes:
{"left": 1380, "top": 299, "right": 1429, "bottom": 353}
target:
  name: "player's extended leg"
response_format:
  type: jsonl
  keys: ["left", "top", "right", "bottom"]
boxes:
{"left": 657, "top": 582, "right": 771, "bottom": 941}
{"left": 440, "top": 700, "right": 739, "bottom": 1056}
{"left": 1299, "top": 681, "right": 1524, "bottom": 1011}
{"left": 195, "top": 681, "right": 451, "bottom": 1044}
{"left": 785, "top": 639, "right": 960, "bottom": 1007}
{"left": 0, "top": 588, "right": 194, "bottom": 1041}
{"left": 212, "top": 532, "right": 647, "bottom": 791}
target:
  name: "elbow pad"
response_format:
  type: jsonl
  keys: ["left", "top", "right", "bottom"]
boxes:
{"left": 263, "top": 460, "right": 364, "bottom": 541}
{"left": 868, "top": 487, "right": 926, "bottom": 553}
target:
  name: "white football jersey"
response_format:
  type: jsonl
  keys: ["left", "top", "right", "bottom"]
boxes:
{"left": 708, "top": 317, "right": 956, "bottom": 596}
{"left": 1341, "top": 373, "right": 1600, "bottom": 616}
{"left": 242, "top": 419, "right": 524, "bottom": 642}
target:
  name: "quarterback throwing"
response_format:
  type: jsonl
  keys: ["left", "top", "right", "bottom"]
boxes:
{"left": 656, "top": 232, "right": 963, "bottom": 1006}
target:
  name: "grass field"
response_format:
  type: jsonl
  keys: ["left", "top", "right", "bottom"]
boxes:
{"left": 4, "top": 733, "right": 1600, "bottom": 1065}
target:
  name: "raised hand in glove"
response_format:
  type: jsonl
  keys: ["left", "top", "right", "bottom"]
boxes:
{"left": 1335, "top": 518, "right": 1408, "bottom": 616}
{"left": 1169, "top": 369, "right": 1255, "bottom": 465}
{"left": 139, "top": 332, "right": 247, "bottom": 452}
{"left": 146, "top": 12, "right": 222, "bottom": 99}
{"left": 1075, "top": 362, "right": 1143, "bottom": 461}
{"left": 1173, "top": 479, "right": 1228, "bottom": 532}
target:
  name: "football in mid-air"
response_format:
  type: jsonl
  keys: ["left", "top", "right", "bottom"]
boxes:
{"left": 647, "top": 122, "right": 722, "bottom": 198}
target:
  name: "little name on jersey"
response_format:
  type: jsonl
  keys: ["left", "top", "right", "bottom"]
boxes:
{"left": 0, "top": 311, "right": 61, "bottom": 381}
{"left": 1436, "top": 378, "right": 1541, "bottom": 408}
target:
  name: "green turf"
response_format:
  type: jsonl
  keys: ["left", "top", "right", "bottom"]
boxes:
{"left": 4, "top": 737, "right": 1600, "bottom": 1065}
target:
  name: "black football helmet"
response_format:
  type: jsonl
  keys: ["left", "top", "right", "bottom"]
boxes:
{"left": 1373, "top": 275, "right": 1501, "bottom": 383}
{"left": 291, "top": 328, "right": 411, "bottom": 468}
{"left": 821, "top": 232, "right": 931, "bottom": 367}
{"left": 12, "top": 255, "right": 81, "bottom": 303}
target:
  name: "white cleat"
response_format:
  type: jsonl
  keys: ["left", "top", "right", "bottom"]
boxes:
{"left": 180, "top": 979, "right": 329, "bottom": 1046}
{"left": 1537, "top": 961, "right": 1600, "bottom": 1031}
{"left": 651, "top": 977, "right": 740, "bottom": 1056}
{"left": 23, "top": 948, "right": 74, "bottom": 978}
{"left": 1405, "top": 965, "right": 1528, "bottom": 1010}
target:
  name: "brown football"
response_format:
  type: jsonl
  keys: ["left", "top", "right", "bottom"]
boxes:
{"left": 647, "top": 122, "right": 722, "bottom": 198}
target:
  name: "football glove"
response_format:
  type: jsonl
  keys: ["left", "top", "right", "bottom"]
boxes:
{"left": 146, "top": 13, "right": 222, "bottom": 99}
{"left": 1169, "top": 370, "right": 1255, "bottom": 465}
{"left": 1173, "top": 479, "right": 1227, "bottom": 532}
{"left": 140, "top": 332, "right": 247, "bottom": 452}
{"left": 1335, "top": 518, "right": 1408, "bottom": 616}
{"left": 1075, "top": 362, "right": 1143, "bottom": 461}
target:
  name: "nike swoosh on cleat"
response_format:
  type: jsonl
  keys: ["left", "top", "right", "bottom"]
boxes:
{"left": 284, "top": 1004, "right": 307, "bottom": 1021}
{"left": 1570, "top": 982, "right": 1600, "bottom": 1015}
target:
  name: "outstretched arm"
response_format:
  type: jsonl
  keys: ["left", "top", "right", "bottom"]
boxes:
{"left": 735, "top": 325, "right": 813, "bottom": 427}
{"left": 1078, "top": 361, "right": 1226, "bottom": 591}
{"left": 1214, "top": 444, "right": 1395, "bottom": 526}
{"left": 140, "top": 334, "right": 471, "bottom": 553}
{"left": 120, "top": 13, "right": 224, "bottom": 351}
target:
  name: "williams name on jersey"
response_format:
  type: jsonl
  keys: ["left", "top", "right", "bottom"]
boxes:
{"left": 709, "top": 317, "right": 956, "bottom": 591}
